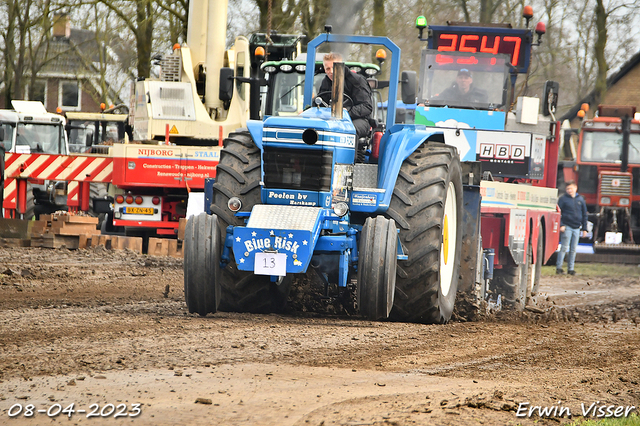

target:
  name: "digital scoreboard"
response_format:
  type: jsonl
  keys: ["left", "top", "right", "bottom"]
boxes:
{"left": 428, "top": 26, "right": 533, "bottom": 73}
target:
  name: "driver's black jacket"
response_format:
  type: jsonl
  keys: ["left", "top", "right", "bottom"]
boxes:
{"left": 318, "top": 69, "right": 373, "bottom": 138}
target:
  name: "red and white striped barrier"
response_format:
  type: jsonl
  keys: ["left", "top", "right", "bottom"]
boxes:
{"left": 3, "top": 153, "right": 113, "bottom": 213}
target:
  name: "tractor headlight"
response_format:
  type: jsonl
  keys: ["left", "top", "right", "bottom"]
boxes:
{"left": 333, "top": 202, "right": 349, "bottom": 217}
{"left": 600, "top": 196, "right": 611, "bottom": 205}
{"left": 262, "top": 65, "right": 276, "bottom": 73}
{"left": 619, "top": 198, "right": 630, "bottom": 206}
{"left": 228, "top": 197, "right": 242, "bottom": 212}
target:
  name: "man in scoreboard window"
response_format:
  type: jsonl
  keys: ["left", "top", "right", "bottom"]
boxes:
{"left": 436, "top": 69, "right": 488, "bottom": 105}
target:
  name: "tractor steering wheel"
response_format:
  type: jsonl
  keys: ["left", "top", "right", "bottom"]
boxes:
{"left": 314, "top": 91, "right": 354, "bottom": 112}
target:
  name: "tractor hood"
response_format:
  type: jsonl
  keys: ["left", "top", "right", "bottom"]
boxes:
{"left": 263, "top": 107, "right": 356, "bottom": 134}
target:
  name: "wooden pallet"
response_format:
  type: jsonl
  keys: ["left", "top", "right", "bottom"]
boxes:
{"left": 31, "top": 234, "right": 81, "bottom": 249}
{"left": 29, "top": 213, "right": 100, "bottom": 250}
{"left": 0, "top": 237, "right": 32, "bottom": 248}
{"left": 148, "top": 237, "right": 183, "bottom": 258}
{"left": 33, "top": 214, "right": 100, "bottom": 238}
{"left": 85, "top": 235, "right": 143, "bottom": 254}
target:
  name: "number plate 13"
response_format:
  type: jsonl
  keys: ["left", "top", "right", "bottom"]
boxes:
{"left": 254, "top": 253, "right": 287, "bottom": 276}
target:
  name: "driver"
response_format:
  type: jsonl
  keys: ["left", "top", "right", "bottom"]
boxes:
{"left": 318, "top": 52, "right": 373, "bottom": 139}
{"left": 436, "top": 69, "right": 488, "bottom": 104}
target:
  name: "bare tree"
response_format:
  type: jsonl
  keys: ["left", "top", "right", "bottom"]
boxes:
{"left": 299, "top": 0, "right": 331, "bottom": 40}
{"left": 0, "top": 0, "right": 68, "bottom": 105}
{"left": 458, "top": 0, "right": 508, "bottom": 23}
{"left": 156, "top": 0, "right": 188, "bottom": 43}
{"left": 253, "top": 0, "right": 301, "bottom": 33}
{"left": 97, "top": 0, "right": 155, "bottom": 79}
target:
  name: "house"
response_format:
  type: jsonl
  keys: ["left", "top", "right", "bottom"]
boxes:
{"left": 560, "top": 51, "right": 640, "bottom": 127}
{"left": 26, "top": 14, "right": 126, "bottom": 113}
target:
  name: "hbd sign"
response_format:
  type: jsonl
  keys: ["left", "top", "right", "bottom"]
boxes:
{"left": 473, "top": 130, "right": 545, "bottom": 179}
{"left": 479, "top": 143, "right": 526, "bottom": 161}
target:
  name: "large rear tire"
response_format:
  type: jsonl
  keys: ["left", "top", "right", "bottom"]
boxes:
{"left": 183, "top": 213, "right": 221, "bottom": 316}
{"left": 19, "top": 182, "right": 35, "bottom": 220}
{"left": 89, "top": 183, "right": 109, "bottom": 229}
{"left": 211, "top": 131, "right": 292, "bottom": 313}
{"left": 386, "top": 143, "right": 463, "bottom": 323}
{"left": 357, "top": 216, "right": 397, "bottom": 320}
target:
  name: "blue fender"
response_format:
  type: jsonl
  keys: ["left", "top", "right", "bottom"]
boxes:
{"left": 376, "top": 124, "right": 444, "bottom": 209}
{"left": 246, "top": 120, "right": 263, "bottom": 149}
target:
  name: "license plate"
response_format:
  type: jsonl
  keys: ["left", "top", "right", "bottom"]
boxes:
{"left": 254, "top": 252, "right": 287, "bottom": 276}
{"left": 123, "top": 207, "right": 154, "bottom": 215}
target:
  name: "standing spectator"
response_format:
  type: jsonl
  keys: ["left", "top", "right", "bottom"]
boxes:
{"left": 556, "top": 181, "right": 588, "bottom": 275}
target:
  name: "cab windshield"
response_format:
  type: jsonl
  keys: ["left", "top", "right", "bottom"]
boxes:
{"left": 263, "top": 61, "right": 380, "bottom": 117}
{"left": 68, "top": 119, "right": 122, "bottom": 154}
{"left": 581, "top": 130, "right": 640, "bottom": 164}
{"left": 418, "top": 50, "right": 509, "bottom": 110}
{"left": 15, "top": 123, "right": 66, "bottom": 155}
{"left": 0, "top": 123, "right": 13, "bottom": 151}
{"left": 268, "top": 71, "right": 325, "bottom": 116}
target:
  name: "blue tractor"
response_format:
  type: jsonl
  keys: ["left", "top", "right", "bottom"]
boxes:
{"left": 183, "top": 32, "right": 463, "bottom": 323}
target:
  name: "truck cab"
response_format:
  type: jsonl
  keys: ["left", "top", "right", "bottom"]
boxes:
{"left": 0, "top": 101, "right": 68, "bottom": 155}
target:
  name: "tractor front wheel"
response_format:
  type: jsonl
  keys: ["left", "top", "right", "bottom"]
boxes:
{"left": 184, "top": 212, "right": 221, "bottom": 316}
{"left": 357, "top": 216, "right": 397, "bottom": 320}
{"left": 211, "top": 131, "right": 293, "bottom": 313}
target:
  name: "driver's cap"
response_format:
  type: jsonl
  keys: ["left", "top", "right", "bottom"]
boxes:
{"left": 458, "top": 68, "right": 472, "bottom": 77}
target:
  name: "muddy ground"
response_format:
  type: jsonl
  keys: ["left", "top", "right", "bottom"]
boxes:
{"left": 0, "top": 247, "right": 639, "bottom": 425}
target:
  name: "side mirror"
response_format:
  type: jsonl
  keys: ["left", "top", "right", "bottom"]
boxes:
{"left": 86, "top": 132, "right": 93, "bottom": 147}
{"left": 542, "top": 80, "right": 559, "bottom": 116}
{"left": 0, "top": 127, "right": 4, "bottom": 141}
{"left": 219, "top": 67, "right": 234, "bottom": 102}
{"left": 401, "top": 71, "right": 417, "bottom": 105}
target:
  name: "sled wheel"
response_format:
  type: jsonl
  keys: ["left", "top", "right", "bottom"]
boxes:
{"left": 529, "top": 234, "right": 543, "bottom": 299}
{"left": 493, "top": 256, "right": 528, "bottom": 311}
{"left": 211, "top": 131, "right": 292, "bottom": 313}
{"left": 183, "top": 212, "right": 221, "bottom": 316}
{"left": 357, "top": 216, "right": 397, "bottom": 320}
{"left": 386, "top": 143, "right": 463, "bottom": 323}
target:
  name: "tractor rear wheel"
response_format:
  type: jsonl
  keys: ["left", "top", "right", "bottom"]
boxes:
{"left": 89, "top": 183, "right": 109, "bottom": 229}
{"left": 211, "top": 131, "right": 292, "bottom": 313}
{"left": 184, "top": 212, "right": 221, "bottom": 316}
{"left": 386, "top": 143, "right": 463, "bottom": 323}
{"left": 357, "top": 216, "right": 397, "bottom": 320}
{"left": 19, "top": 182, "right": 35, "bottom": 220}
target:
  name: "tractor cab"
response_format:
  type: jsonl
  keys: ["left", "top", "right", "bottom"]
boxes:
{"left": 418, "top": 50, "right": 510, "bottom": 111}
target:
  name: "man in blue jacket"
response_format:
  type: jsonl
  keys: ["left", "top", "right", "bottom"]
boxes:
{"left": 556, "top": 180, "right": 588, "bottom": 275}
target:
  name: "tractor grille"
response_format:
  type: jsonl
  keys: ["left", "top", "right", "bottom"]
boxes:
{"left": 599, "top": 173, "right": 632, "bottom": 196}
{"left": 263, "top": 146, "right": 332, "bottom": 192}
